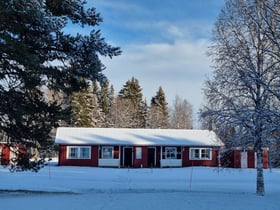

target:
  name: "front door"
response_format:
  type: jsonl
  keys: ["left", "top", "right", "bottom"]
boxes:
{"left": 148, "top": 147, "right": 156, "bottom": 167}
{"left": 123, "top": 147, "right": 133, "bottom": 167}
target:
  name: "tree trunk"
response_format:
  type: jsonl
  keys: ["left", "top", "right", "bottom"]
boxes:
{"left": 256, "top": 147, "right": 265, "bottom": 196}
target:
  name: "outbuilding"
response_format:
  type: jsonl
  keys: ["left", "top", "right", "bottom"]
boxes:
{"left": 0, "top": 143, "right": 27, "bottom": 165}
{"left": 55, "top": 127, "right": 224, "bottom": 168}
{"left": 229, "top": 148, "right": 269, "bottom": 169}
{"left": 0, "top": 143, "right": 10, "bottom": 165}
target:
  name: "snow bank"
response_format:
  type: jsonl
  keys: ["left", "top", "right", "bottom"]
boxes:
{"left": 0, "top": 161, "right": 279, "bottom": 210}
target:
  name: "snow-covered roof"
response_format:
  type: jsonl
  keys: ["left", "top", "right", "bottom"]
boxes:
{"left": 55, "top": 127, "right": 224, "bottom": 147}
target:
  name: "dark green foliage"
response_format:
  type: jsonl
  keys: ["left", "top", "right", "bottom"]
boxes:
{"left": 118, "top": 77, "right": 145, "bottom": 128}
{"left": 0, "top": 0, "right": 120, "bottom": 171}
{"left": 70, "top": 81, "right": 105, "bottom": 127}
{"left": 100, "top": 78, "right": 112, "bottom": 115}
{"left": 149, "top": 86, "right": 169, "bottom": 128}
{"left": 119, "top": 77, "right": 143, "bottom": 108}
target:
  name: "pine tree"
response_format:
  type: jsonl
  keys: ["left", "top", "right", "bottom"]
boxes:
{"left": 0, "top": 0, "right": 120, "bottom": 170}
{"left": 71, "top": 83, "right": 92, "bottom": 127}
{"left": 100, "top": 78, "right": 111, "bottom": 115}
{"left": 118, "top": 77, "right": 146, "bottom": 128}
{"left": 99, "top": 78, "right": 115, "bottom": 127}
{"left": 71, "top": 81, "right": 104, "bottom": 127}
{"left": 148, "top": 86, "right": 169, "bottom": 128}
{"left": 92, "top": 80, "right": 101, "bottom": 102}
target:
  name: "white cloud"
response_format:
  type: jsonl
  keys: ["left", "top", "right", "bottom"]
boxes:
{"left": 91, "top": 0, "right": 223, "bottom": 127}
{"left": 167, "top": 25, "right": 185, "bottom": 39}
{"left": 101, "top": 37, "right": 211, "bottom": 126}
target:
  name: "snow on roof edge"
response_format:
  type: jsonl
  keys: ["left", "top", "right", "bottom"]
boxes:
{"left": 55, "top": 127, "right": 224, "bottom": 147}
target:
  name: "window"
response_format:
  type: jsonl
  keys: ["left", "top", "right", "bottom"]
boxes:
{"left": 80, "top": 147, "right": 90, "bottom": 158}
{"left": 136, "top": 147, "right": 142, "bottom": 159}
{"left": 190, "top": 148, "right": 212, "bottom": 160}
{"left": 67, "top": 146, "right": 91, "bottom": 159}
{"left": 102, "top": 146, "right": 114, "bottom": 159}
{"left": 165, "top": 147, "right": 177, "bottom": 159}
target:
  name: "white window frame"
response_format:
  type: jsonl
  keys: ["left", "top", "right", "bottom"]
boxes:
{"left": 67, "top": 146, "right": 91, "bottom": 159}
{"left": 165, "top": 147, "right": 177, "bottom": 159}
{"left": 189, "top": 148, "right": 212, "bottom": 160}
{"left": 101, "top": 146, "right": 114, "bottom": 159}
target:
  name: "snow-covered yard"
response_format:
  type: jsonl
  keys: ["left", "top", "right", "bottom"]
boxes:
{"left": 0, "top": 161, "right": 279, "bottom": 210}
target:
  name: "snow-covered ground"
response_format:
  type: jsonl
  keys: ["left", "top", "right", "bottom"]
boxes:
{"left": 0, "top": 160, "right": 279, "bottom": 210}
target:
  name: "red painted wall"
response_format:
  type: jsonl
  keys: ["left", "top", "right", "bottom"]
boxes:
{"left": 58, "top": 145, "right": 98, "bottom": 167}
{"left": 182, "top": 147, "right": 220, "bottom": 167}
{"left": 58, "top": 145, "right": 222, "bottom": 168}
{"left": 0, "top": 144, "right": 10, "bottom": 165}
{"left": 232, "top": 151, "right": 241, "bottom": 168}
{"left": 247, "top": 151, "right": 255, "bottom": 168}
{"left": 133, "top": 146, "right": 146, "bottom": 168}
{"left": 263, "top": 150, "right": 269, "bottom": 169}
{"left": 229, "top": 150, "right": 269, "bottom": 169}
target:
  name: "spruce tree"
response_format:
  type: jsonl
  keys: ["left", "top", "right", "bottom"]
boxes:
{"left": 118, "top": 77, "right": 145, "bottom": 128}
{"left": 99, "top": 78, "right": 115, "bottom": 127}
{"left": 71, "top": 81, "right": 105, "bottom": 127}
{"left": 100, "top": 78, "right": 111, "bottom": 115}
{"left": 0, "top": 0, "right": 120, "bottom": 171}
{"left": 149, "top": 86, "right": 169, "bottom": 128}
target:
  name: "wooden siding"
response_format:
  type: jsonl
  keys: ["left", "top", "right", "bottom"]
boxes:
{"left": 182, "top": 147, "right": 219, "bottom": 167}
{"left": 58, "top": 145, "right": 221, "bottom": 168}
{"left": 229, "top": 150, "right": 269, "bottom": 169}
{"left": 58, "top": 145, "right": 98, "bottom": 167}
{"left": 0, "top": 144, "right": 10, "bottom": 165}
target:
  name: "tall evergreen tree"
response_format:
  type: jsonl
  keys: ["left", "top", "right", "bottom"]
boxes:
{"left": 99, "top": 78, "right": 115, "bottom": 127}
{"left": 100, "top": 78, "right": 111, "bottom": 115}
{"left": 0, "top": 0, "right": 120, "bottom": 170}
{"left": 118, "top": 77, "right": 145, "bottom": 128}
{"left": 148, "top": 86, "right": 169, "bottom": 128}
{"left": 71, "top": 84, "right": 94, "bottom": 127}
{"left": 119, "top": 77, "right": 143, "bottom": 107}
{"left": 71, "top": 81, "right": 105, "bottom": 127}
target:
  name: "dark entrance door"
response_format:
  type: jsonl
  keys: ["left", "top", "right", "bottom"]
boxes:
{"left": 148, "top": 147, "right": 156, "bottom": 167}
{"left": 124, "top": 147, "right": 133, "bottom": 167}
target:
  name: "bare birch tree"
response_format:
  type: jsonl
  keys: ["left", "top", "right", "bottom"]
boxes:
{"left": 170, "top": 95, "right": 193, "bottom": 129}
{"left": 109, "top": 97, "right": 137, "bottom": 128}
{"left": 201, "top": 0, "right": 280, "bottom": 196}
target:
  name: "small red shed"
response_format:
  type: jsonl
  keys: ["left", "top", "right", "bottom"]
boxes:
{"left": 55, "top": 128, "right": 224, "bottom": 168}
{"left": 229, "top": 149, "right": 269, "bottom": 169}
{"left": 0, "top": 143, "right": 29, "bottom": 166}
{"left": 0, "top": 143, "right": 10, "bottom": 165}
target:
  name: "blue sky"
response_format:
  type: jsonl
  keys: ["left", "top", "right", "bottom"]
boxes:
{"left": 87, "top": 0, "right": 225, "bottom": 126}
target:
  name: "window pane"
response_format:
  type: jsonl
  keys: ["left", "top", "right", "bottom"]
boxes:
{"left": 67, "top": 147, "right": 91, "bottom": 159}
{"left": 190, "top": 148, "right": 211, "bottom": 160}
{"left": 201, "top": 149, "right": 210, "bottom": 159}
{"left": 80, "top": 147, "right": 90, "bottom": 158}
{"left": 69, "top": 147, "right": 78, "bottom": 158}
{"left": 102, "top": 147, "right": 113, "bottom": 159}
{"left": 136, "top": 147, "right": 142, "bottom": 159}
{"left": 165, "top": 147, "right": 176, "bottom": 159}
{"left": 194, "top": 149, "right": 200, "bottom": 159}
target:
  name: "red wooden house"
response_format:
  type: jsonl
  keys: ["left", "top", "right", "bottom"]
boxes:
{"left": 0, "top": 143, "right": 28, "bottom": 165}
{"left": 55, "top": 128, "right": 224, "bottom": 168}
{"left": 0, "top": 143, "right": 10, "bottom": 165}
